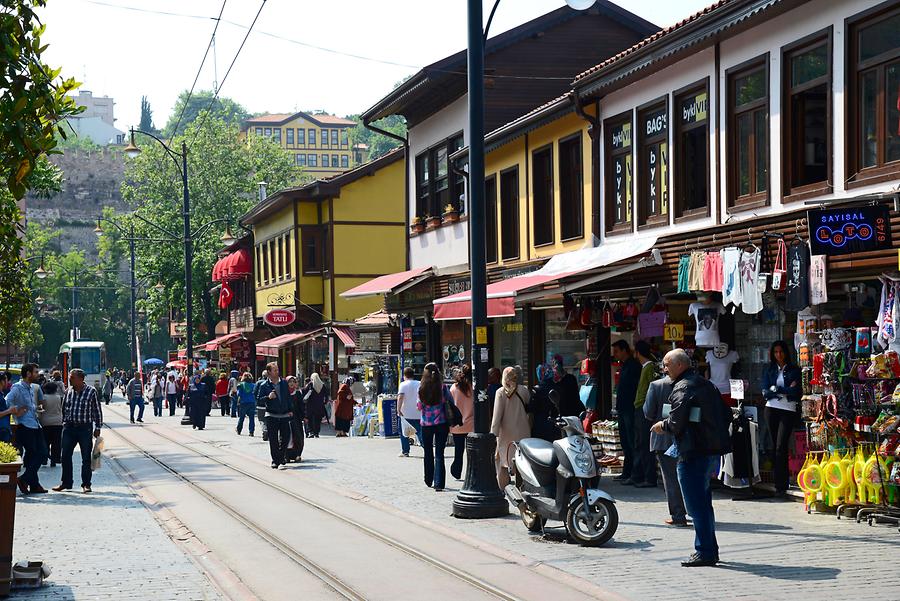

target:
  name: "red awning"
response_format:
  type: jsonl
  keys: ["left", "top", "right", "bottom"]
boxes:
{"left": 340, "top": 266, "right": 432, "bottom": 298}
{"left": 196, "top": 332, "right": 242, "bottom": 352}
{"left": 256, "top": 330, "right": 319, "bottom": 358}
{"left": 333, "top": 326, "right": 356, "bottom": 348}
{"left": 212, "top": 249, "right": 252, "bottom": 282}
{"left": 211, "top": 256, "right": 226, "bottom": 282}
{"left": 433, "top": 274, "right": 559, "bottom": 320}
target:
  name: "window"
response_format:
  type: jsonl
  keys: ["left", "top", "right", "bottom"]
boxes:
{"left": 261, "top": 242, "right": 269, "bottom": 284}
{"left": 674, "top": 83, "right": 710, "bottom": 218}
{"left": 341, "top": 155, "right": 349, "bottom": 168}
{"left": 284, "top": 234, "right": 291, "bottom": 279}
{"left": 532, "top": 145, "right": 554, "bottom": 246}
{"left": 604, "top": 113, "right": 633, "bottom": 233}
{"left": 321, "top": 130, "right": 328, "bottom": 146}
{"left": 728, "top": 58, "right": 769, "bottom": 207}
{"left": 286, "top": 128, "right": 294, "bottom": 146}
{"left": 308, "top": 154, "right": 317, "bottom": 167}
{"left": 637, "top": 103, "right": 669, "bottom": 226}
{"left": 255, "top": 245, "right": 262, "bottom": 286}
{"left": 783, "top": 33, "right": 831, "bottom": 198}
{"left": 268, "top": 239, "right": 276, "bottom": 284}
{"left": 277, "top": 236, "right": 284, "bottom": 279}
{"left": 500, "top": 167, "right": 519, "bottom": 261}
{"left": 341, "top": 130, "right": 349, "bottom": 146}
{"left": 255, "top": 127, "right": 263, "bottom": 136}
{"left": 558, "top": 133, "right": 583, "bottom": 239}
{"left": 331, "top": 154, "right": 339, "bottom": 167}
{"left": 297, "top": 128, "right": 305, "bottom": 145}
{"left": 331, "top": 129, "right": 339, "bottom": 146}
{"left": 485, "top": 175, "right": 498, "bottom": 264}
{"left": 301, "top": 226, "right": 323, "bottom": 274}
{"left": 308, "top": 129, "right": 316, "bottom": 146}
{"left": 848, "top": 6, "right": 900, "bottom": 184}
{"left": 449, "top": 134, "right": 465, "bottom": 212}
{"left": 296, "top": 154, "right": 307, "bottom": 167}
{"left": 264, "top": 127, "right": 272, "bottom": 137}
{"left": 272, "top": 128, "right": 281, "bottom": 144}
{"left": 322, "top": 154, "right": 330, "bottom": 168}
{"left": 414, "top": 132, "right": 464, "bottom": 219}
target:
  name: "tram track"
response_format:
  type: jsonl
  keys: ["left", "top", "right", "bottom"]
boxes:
{"left": 103, "top": 406, "right": 528, "bottom": 601}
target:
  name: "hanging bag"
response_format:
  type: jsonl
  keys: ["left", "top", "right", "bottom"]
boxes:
{"left": 442, "top": 385, "right": 463, "bottom": 427}
{"left": 771, "top": 238, "right": 787, "bottom": 291}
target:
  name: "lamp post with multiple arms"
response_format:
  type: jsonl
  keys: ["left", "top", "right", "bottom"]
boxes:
{"left": 122, "top": 128, "right": 236, "bottom": 386}
{"left": 453, "top": 0, "right": 595, "bottom": 519}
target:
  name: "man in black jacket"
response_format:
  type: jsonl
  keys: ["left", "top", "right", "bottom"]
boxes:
{"left": 651, "top": 349, "right": 731, "bottom": 567}
{"left": 256, "top": 362, "right": 292, "bottom": 469}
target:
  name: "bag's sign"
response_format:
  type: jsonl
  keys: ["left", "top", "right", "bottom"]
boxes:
{"left": 807, "top": 205, "right": 892, "bottom": 256}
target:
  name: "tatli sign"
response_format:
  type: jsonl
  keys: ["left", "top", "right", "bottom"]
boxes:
{"left": 264, "top": 309, "right": 296, "bottom": 327}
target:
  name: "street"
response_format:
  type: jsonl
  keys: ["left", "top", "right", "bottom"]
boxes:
{"left": 13, "top": 396, "right": 900, "bottom": 601}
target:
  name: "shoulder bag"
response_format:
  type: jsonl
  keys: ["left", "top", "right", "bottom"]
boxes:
{"left": 442, "top": 386, "right": 463, "bottom": 427}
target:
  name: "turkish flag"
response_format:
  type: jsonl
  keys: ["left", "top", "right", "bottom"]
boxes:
{"left": 219, "top": 281, "right": 234, "bottom": 309}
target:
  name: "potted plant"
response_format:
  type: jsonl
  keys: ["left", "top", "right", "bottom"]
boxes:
{"left": 410, "top": 216, "right": 425, "bottom": 234}
{"left": 0, "top": 441, "right": 21, "bottom": 596}
{"left": 426, "top": 214, "right": 442, "bottom": 229}
{"left": 442, "top": 203, "right": 460, "bottom": 223}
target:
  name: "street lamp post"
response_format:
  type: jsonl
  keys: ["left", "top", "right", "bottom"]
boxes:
{"left": 453, "top": 0, "right": 595, "bottom": 519}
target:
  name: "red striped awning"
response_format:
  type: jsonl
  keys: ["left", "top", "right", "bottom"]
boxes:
{"left": 256, "top": 330, "right": 319, "bottom": 358}
{"left": 340, "top": 266, "right": 432, "bottom": 298}
{"left": 432, "top": 274, "right": 558, "bottom": 320}
{"left": 197, "top": 332, "right": 242, "bottom": 352}
{"left": 212, "top": 249, "right": 252, "bottom": 282}
{"left": 333, "top": 326, "right": 356, "bottom": 348}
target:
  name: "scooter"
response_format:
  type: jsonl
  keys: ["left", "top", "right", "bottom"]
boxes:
{"left": 504, "top": 406, "right": 618, "bottom": 546}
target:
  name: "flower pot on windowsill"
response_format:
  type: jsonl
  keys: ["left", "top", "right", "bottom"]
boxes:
{"left": 426, "top": 216, "right": 442, "bottom": 229}
{"left": 0, "top": 446, "right": 22, "bottom": 597}
{"left": 442, "top": 207, "right": 460, "bottom": 224}
{"left": 410, "top": 219, "right": 425, "bottom": 235}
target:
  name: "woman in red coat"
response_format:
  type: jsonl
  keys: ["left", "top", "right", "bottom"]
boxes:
{"left": 333, "top": 377, "right": 357, "bottom": 437}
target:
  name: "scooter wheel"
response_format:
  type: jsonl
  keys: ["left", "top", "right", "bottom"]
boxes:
{"left": 565, "top": 497, "right": 618, "bottom": 547}
{"left": 519, "top": 506, "right": 546, "bottom": 533}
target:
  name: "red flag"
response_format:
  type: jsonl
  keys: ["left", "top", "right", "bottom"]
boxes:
{"left": 218, "top": 281, "right": 234, "bottom": 309}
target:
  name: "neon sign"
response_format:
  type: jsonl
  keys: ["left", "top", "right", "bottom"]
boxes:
{"left": 807, "top": 205, "right": 892, "bottom": 256}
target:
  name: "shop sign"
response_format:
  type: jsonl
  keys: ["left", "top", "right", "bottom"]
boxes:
{"left": 264, "top": 309, "right": 296, "bottom": 327}
{"left": 402, "top": 327, "right": 412, "bottom": 351}
{"left": 681, "top": 92, "right": 708, "bottom": 124}
{"left": 230, "top": 338, "right": 252, "bottom": 362}
{"left": 663, "top": 323, "right": 684, "bottom": 341}
{"left": 643, "top": 108, "right": 667, "bottom": 137}
{"left": 807, "top": 205, "right": 891, "bottom": 256}
{"left": 219, "top": 347, "right": 232, "bottom": 361}
{"left": 502, "top": 322, "right": 523, "bottom": 333}
{"left": 610, "top": 121, "right": 632, "bottom": 150}
{"left": 448, "top": 277, "right": 471, "bottom": 295}
{"left": 358, "top": 332, "right": 381, "bottom": 351}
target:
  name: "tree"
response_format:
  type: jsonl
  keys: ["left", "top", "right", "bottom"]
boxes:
{"left": 347, "top": 114, "right": 406, "bottom": 161}
{"left": 163, "top": 90, "right": 250, "bottom": 138}
{"left": 119, "top": 113, "right": 299, "bottom": 341}
{"left": 139, "top": 96, "right": 156, "bottom": 134}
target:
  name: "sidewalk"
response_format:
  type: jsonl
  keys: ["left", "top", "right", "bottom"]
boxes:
{"left": 12, "top": 436, "right": 223, "bottom": 600}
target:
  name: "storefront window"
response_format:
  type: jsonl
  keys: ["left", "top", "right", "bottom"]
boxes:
{"left": 674, "top": 83, "right": 709, "bottom": 218}
{"left": 638, "top": 102, "right": 668, "bottom": 226}
{"left": 441, "top": 320, "right": 468, "bottom": 381}
{"left": 492, "top": 313, "right": 524, "bottom": 369}
{"left": 784, "top": 35, "right": 830, "bottom": 196}
{"left": 728, "top": 58, "right": 769, "bottom": 208}
{"left": 604, "top": 113, "right": 632, "bottom": 233}
{"left": 543, "top": 308, "right": 587, "bottom": 375}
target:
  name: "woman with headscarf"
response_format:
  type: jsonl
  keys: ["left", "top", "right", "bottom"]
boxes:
{"left": 285, "top": 376, "right": 305, "bottom": 461}
{"left": 303, "top": 372, "right": 328, "bottom": 438}
{"left": 334, "top": 376, "right": 358, "bottom": 437}
{"left": 491, "top": 366, "right": 532, "bottom": 488}
{"left": 449, "top": 365, "right": 475, "bottom": 480}
{"left": 189, "top": 374, "right": 209, "bottom": 430}
{"left": 542, "top": 354, "right": 584, "bottom": 417}
{"left": 417, "top": 362, "right": 451, "bottom": 491}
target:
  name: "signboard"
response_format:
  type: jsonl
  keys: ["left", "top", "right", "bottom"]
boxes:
{"left": 681, "top": 92, "right": 708, "bottom": 124}
{"left": 358, "top": 332, "right": 381, "bottom": 352}
{"left": 663, "top": 323, "right": 684, "bottom": 341}
{"left": 476, "top": 326, "right": 488, "bottom": 345}
{"left": 402, "top": 327, "right": 412, "bottom": 352}
{"left": 807, "top": 205, "right": 891, "bottom": 256}
{"left": 230, "top": 338, "right": 252, "bottom": 362}
{"left": 264, "top": 309, "right": 296, "bottom": 327}
{"left": 729, "top": 379, "right": 745, "bottom": 400}
{"left": 447, "top": 277, "right": 471, "bottom": 296}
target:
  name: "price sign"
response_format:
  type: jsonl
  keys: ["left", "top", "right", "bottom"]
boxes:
{"left": 729, "top": 379, "right": 745, "bottom": 400}
{"left": 476, "top": 326, "right": 488, "bottom": 345}
{"left": 663, "top": 323, "right": 684, "bottom": 341}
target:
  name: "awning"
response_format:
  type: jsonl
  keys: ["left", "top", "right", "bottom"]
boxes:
{"left": 256, "top": 330, "right": 319, "bottom": 358}
{"left": 196, "top": 332, "right": 242, "bottom": 352}
{"left": 212, "top": 249, "right": 252, "bottom": 282}
{"left": 339, "top": 266, "right": 433, "bottom": 298}
{"left": 433, "top": 236, "right": 659, "bottom": 320}
{"left": 333, "top": 326, "right": 356, "bottom": 348}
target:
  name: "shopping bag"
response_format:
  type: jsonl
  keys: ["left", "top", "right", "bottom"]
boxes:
{"left": 91, "top": 436, "right": 104, "bottom": 471}
{"left": 400, "top": 417, "right": 417, "bottom": 438}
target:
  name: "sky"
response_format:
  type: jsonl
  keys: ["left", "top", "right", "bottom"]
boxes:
{"left": 39, "top": 0, "right": 712, "bottom": 132}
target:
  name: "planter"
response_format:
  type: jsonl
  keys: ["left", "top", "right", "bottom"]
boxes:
{"left": 410, "top": 221, "right": 425, "bottom": 234}
{"left": 426, "top": 216, "right": 442, "bottom": 229}
{"left": 0, "top": 461, "right": 21, "bottom": 597}
{"left": 442, "top": 210, "right": 460, "bottom": 224}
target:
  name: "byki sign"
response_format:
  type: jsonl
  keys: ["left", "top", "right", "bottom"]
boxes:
{"left": 681, "top": 92, "right": 708, "bottom": 124}
{"left": 807, "top": 205, "right": 892, "bottom": 257}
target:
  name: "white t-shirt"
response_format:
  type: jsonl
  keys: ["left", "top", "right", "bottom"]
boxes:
{"left": 706, "top": 349, "right": 739, "bottom": 393}
{"left": 165, "top": 380, "right": 177, "bottom": 395}
{"left": 689, "top": 301, "right": 725, "bottom": 347}
{"left": 397, "top": 379, "right": 421, "bottom": 420}
{"left": 739, "top": 249, "right": 763, "bottom": 314}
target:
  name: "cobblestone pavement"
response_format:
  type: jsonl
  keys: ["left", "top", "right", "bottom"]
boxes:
{"left": 12, "top": 411, "right": 224, "bottom": 601}
{"left": 151, "top": 406, "right": 899, "bottom": 601}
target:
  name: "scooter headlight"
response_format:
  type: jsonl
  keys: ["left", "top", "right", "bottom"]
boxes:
{"left": 573, "top": 452, "right": 593, "bottom": 471}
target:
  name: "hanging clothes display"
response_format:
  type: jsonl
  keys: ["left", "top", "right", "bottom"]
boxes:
{"left": 688, "top": 300, "right": 725, "bottom": 347}
{"left": 677, "top": 254, "right": 690, "bottom": 294}
{"left": 706, "top": 347, "right": 740, "bottom": 394}
{"left": 722, "top": 247, "right": 743, "bottom": 308}
{"left": 809, "top": 254, "right": 828, "bottom": 305}
{"left": 739, "top": 247, "right": 763, "bottom": 314}
{"left": 876, "top": 275, "right": 899, "bottom": 347}
{"left": 688, "top": 251, "right": 706, "bottom": 292}
{"left": 785, "top": 242, "right": 811, "bottom": 311}
{"left": 719, "top": 415, "right": 760, "bottom": 488}
{"left": 703, "top": 250, "right": 724, "bottom": 292}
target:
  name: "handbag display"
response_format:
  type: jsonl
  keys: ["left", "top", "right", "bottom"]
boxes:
{"left": 771, "top": 238, "right": 787, "bottom": 291}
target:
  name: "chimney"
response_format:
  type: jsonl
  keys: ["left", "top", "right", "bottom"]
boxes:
{"left": 258, "top": 182, "right": 267, "bottom": 202}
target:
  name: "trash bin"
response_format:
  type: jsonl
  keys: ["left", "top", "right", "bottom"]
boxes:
{"left": 377, "top": 395, "right": 399, "bottom": 438}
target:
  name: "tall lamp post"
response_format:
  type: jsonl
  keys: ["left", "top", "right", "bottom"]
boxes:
{"left": 453, "top": 0, "right": 595, "bottom": 519}
{"left": 123, "top": 129, "right": 236, "bottom": 383}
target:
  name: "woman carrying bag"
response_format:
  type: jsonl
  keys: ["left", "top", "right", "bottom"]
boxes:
{"left": 490, "top": 366, "right": 531, "bottom": 488}
{"left": 417, "top": 362, "right": 459, "bottom": 492}
{"left": 304, "top": 373, "right": 329, "bottom": 438}
{"left": 285, "top": 376, "right": 305, "bottom": 461}
{"left": 449, "top": 365, "right": 475, "bottom": 480}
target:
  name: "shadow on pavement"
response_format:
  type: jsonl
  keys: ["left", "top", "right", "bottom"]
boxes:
{"left": 717, "top": 561, "right": 841, "bottom": 581}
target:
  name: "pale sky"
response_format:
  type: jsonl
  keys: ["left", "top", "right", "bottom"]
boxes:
{"left": 39, "top": 0, "right": 711, "bottom": 131}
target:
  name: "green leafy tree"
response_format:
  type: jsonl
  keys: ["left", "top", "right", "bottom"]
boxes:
{"left": 163, "top": 91, "right": 249, "bottom": 138}
{"left": 119, "top": 113, "right": 299, "bottom": 342}
{"left": 347, "top": 114, "right": 406, "bottom": 161}
{"left": 139, "top": 96, "right": 156, "bottom": 134}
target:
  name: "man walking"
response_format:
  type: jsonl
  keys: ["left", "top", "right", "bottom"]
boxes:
{"left": 126, "top": 371, "right": 144, "bottom": 423}
{"left": 52, "top": 368, "right": 103, "bottom": 494}
{"left": 643, "top": 375, "right": 688, "bottom": 526}
{"left": 7, "top": 363, "right": 47, "bottom": 494}
{"left": 256, "top": 362, "right": 292, "bottom": 469}
{"left": 611, "top": 341, "right": 641, "bottom": 483}
{"left": 632, "top": 340, "right": 658, "bottom": 488}
{"left": 397, "top": 367, "right": 422, "bottom": 457}
{"left": 652, "top": 349, "right": 731, "bottom": 567}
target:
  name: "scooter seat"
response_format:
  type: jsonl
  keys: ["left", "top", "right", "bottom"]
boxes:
{"left": 519, "top": 438, "right": 557, "bottom": 468}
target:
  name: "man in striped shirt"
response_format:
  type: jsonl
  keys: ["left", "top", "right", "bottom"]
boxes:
{"left": 52, "top": 368, "right": 103, "bottom": 494}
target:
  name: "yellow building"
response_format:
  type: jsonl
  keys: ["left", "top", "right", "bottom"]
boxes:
{"left": 239, "top": 148, "right": 406, "bottom": 380}
{"left": 243, "top": 111, "right": 357, "bottom": 179}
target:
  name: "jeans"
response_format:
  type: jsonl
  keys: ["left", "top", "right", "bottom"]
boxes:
{"left": 230, "top": 396, "right": 238, "bottom": 418}
{"left": 152, "top": 397, "right": 163, "bottom": 417}
{"left": 219, "top": 396, "right": 230, "bottom": 417}
{"left": 450, "top": 433, "right": 467, "bottom": 479}
{"left": 130, "top": 398, "right": 145, "bottom": 422}
{"left": 765, "top": 406, "right": 798, "bottom": 493}
{"left": 266, "top": 416, "right": 291, "bottom": 465}
{"left": 167, "top": 394, "right": 178, "bottom": 416}
{"left": 617, "top": 405, "right": 635, "bottom": 479}
{"left": 632, "top": 407, "right": 656, "bottom": 485}
{"left": 657, "top": 451, "right": 687, "bottom": 522}
{"left": 677, "top": 454, "right": 720, "bottom": 559}
{"left": 237, "top": 403, "right": 256, "bottom": 434}
{"left": 42, "top": 424, "right": 63, "bottom": 465}
{"left": 400, "top": 418, "right": 422, "bottom": 454}
{"left": 257, "top": 407, "right": 268, "bottom": 439}
{"left": 61, "top": 423, "right": 94, "bottom": 488}
{"left": 18, "top": 426, "right": 47, "bottom": 488}
{"left": 421, "top": 423, "right": 449, "bottom": 489}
